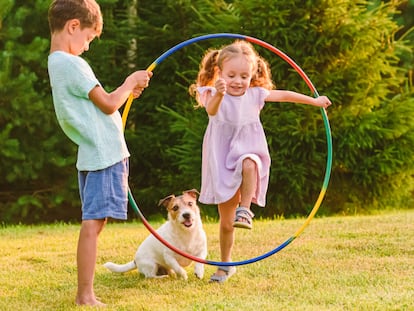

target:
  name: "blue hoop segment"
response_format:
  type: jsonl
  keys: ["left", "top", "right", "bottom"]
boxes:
{"left": 124, "top": 33, "right": 333, "bottom": 266}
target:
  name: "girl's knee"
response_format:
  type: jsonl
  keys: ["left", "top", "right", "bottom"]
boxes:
{"left": 242, "top": 158, "right": 256, "bottom": 173}
{"left": 220, "top": 220, "right": 234, "bottom": 234}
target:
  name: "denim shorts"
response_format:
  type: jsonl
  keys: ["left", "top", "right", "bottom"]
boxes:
{"left": 78, "top": 159, "right": 129, "bottom": 220}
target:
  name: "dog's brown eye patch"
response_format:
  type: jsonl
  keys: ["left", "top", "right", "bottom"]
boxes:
{"left": 173, "top": 205, "right": 179, "bottom": 211}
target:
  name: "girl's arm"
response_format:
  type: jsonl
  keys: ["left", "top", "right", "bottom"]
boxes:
{"left": 265, "top": 90, "right": 332, "bottom": 108}
{"left": 204, "top": 92, "right": 224, "bottom": 116}
{"left": 203, "top": 78, "right": 227, "bottom": 116}
{"left": 89, "top": 70, "right": 152, "bottom": 115}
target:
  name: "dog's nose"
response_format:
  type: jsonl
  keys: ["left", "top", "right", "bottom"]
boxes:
{"left": 182, "top": 213, "right": 191, "bottom": 219}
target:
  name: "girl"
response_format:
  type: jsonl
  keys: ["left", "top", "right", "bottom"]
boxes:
{"left": 190, "top": 40, "right": 332, "bottom": 282}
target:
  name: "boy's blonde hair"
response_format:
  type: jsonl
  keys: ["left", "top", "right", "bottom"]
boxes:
{"left": 48, "top": 0, "right": 103, "bottom": 36}
{"left": 190, "top": 40, "right": 275, "bottom": 105}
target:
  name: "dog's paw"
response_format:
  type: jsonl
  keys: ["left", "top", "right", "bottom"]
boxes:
{"left": 177, "top": 269, "right": 188, "bottom": 280}
{"left": 195, "top": 272, "right": 204, "bottom": 279}
{"left": 194, "top": 267, "right": 204, "bottom": 279}
{"left": 194, "top": 264, "right": 204, "bottom": 279}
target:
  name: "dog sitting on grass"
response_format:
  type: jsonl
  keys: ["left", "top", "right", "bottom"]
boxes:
{"left": 104, "top": 189, "right": 207, "bottom": 280}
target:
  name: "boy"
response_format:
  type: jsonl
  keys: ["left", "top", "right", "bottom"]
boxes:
{"left": 47, "top": 0, "right": 152, "bottom": 306}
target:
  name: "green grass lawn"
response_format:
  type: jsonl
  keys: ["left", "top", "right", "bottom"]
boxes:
{"left": 1, "top": 210, "right": 413, "bottom": 311}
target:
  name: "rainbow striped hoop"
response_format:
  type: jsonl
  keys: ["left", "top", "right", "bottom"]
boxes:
{"left": 123, "top": 33, "right": 332, "bottom": 266}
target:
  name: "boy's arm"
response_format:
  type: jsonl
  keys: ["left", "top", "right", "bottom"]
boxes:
{"left": 89, "top": 70, "right": 152, "bottom": 114}
{"left": 265, "top": 90, "right": 332, "bottom": 108}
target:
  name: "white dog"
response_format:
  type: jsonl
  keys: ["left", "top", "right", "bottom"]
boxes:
{"left": 104, "top": 189, "right": 207, "bottom": 280}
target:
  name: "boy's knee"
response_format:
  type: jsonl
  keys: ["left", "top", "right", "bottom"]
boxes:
{"left": 81, "top": 219, "right": 106, "bottom": 235}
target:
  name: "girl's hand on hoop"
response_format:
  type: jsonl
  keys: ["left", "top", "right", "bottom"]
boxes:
{"left": 314, "top": 96, "right": 332, "bottom": 109}
{"left": 215, "top": 78, "right": 227, "bottom": 95}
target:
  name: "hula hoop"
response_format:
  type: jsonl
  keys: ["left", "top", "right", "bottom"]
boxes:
{"left": 123, "top": 33, "right": 332, "bottom": 267}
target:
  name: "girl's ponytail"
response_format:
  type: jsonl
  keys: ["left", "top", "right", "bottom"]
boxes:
{"left": 189, "top": 49, "right": 220, "bottom": 105}
{"left": 251, "top": 57, "right": 275, "bottom": 90}
{"left": 197, "top": 49, "right": 220, "bottom": 87}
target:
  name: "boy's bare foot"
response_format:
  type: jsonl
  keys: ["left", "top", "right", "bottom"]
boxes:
{"left": 76, "top": 296, "right": 106, "bottom": 307}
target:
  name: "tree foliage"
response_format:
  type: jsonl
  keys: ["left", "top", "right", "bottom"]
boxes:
{"left": 130, "top": 0, "right": 414, "bottom": 217}
{"left": 0, "top": 0, "right": 79, "bottom": 222}
{"left": 0, "top": 0, "right": 413, "bottom": 223}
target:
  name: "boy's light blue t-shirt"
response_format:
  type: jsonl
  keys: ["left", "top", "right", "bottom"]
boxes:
{"left": 48, "top": 51, "right": 130, "bottom": 171}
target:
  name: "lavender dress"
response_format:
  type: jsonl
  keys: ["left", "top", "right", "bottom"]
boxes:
{"left": 198, "top": 86, "right": 271, "bottom": 207}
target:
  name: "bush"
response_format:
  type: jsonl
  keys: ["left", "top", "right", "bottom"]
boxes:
{"left": 0, "top": 0, "right": 413, "bottom": 223}
{"left": 0, "top": 0, "right": 80, "bottom": 223}
{"left": 131, "top": 0, "right": 414, "bottom": 216}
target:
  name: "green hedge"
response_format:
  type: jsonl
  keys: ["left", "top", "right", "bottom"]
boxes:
{"left": 0, "top": 0, "right": 413, "bottom": 223}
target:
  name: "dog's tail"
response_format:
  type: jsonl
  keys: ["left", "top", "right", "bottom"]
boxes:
{"left": 103, "top": 260, "right": 136, "bottom": 273}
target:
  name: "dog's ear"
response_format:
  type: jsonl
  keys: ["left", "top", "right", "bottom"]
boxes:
{"left": 158, "top": 195, "right": 175, "bottom": 208}
{"left": 183, "top": 189, "right": 200, "bottom": 199}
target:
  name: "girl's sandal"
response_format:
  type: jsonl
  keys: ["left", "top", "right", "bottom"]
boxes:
{"left": 233, "top": 206, "right": 254, "bottom": 229}
{"left": 209, "top": 266, "right": 236, "bottom": 283}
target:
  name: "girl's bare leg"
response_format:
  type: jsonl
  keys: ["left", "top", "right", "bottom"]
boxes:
{"left": 238, "top": 158, "right": 257, "bottom": 221}
{"left": 212, "top": 158, "right": 257, "bottom": 276}
{"left": 214, "top": 192, "right": 240, "bottom": 277}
